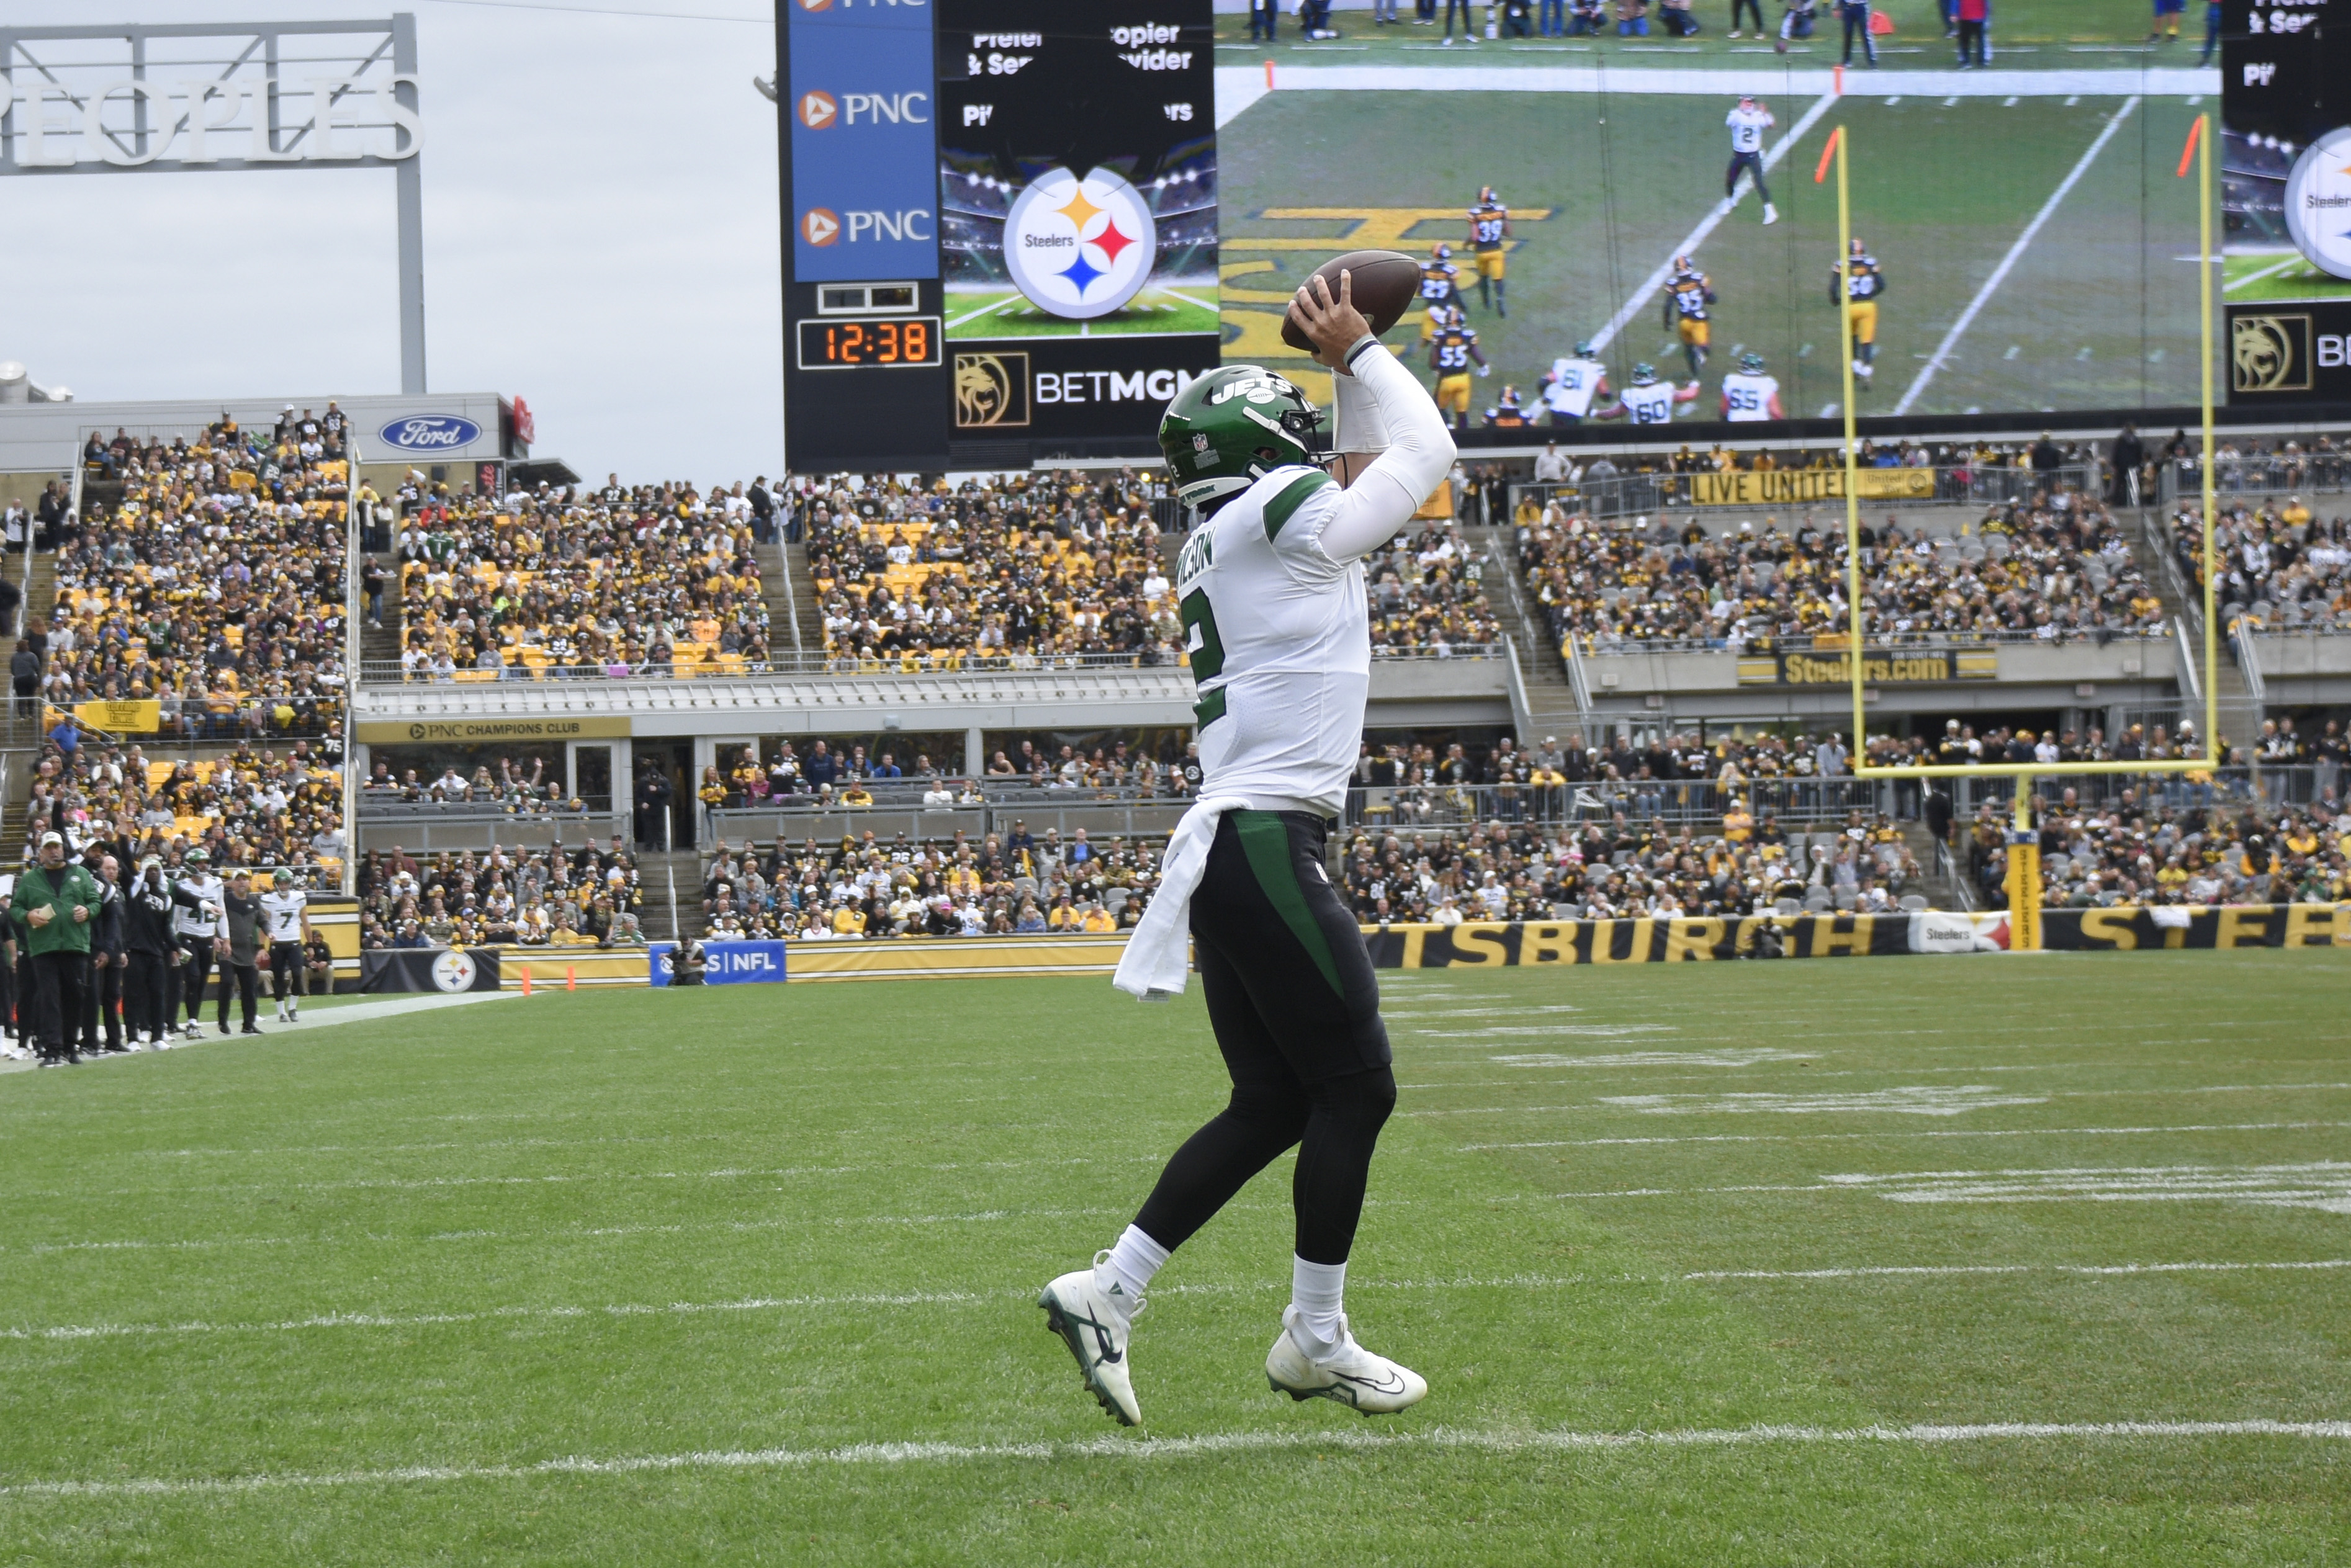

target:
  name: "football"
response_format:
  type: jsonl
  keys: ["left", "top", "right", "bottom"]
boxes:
{"left": 1279, "top": 249, "right": 1423, "bottom": 352}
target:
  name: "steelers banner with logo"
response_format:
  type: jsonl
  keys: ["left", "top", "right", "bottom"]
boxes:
{"left": 360, "top": 948, "right": 503, "bottom": 993}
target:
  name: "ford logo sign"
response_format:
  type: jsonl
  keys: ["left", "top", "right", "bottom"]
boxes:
{"left": 377, "top": 414, "right": 483, "bottom": 450}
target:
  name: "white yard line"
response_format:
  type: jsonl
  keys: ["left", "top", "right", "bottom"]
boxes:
{"left": 1, "top": 1417, "right": 2337, "bottom": 1499}
{"left": 1688, "top": 1258, "right": 2351, "bottom": 1282}
{"left": 1591, "top": 89, "right": 1840, "bottom": 354}
{"left": 1893, "top": 94, "right": 2139, "bottom": 413}
{"left": 1461, "top": 1119, "right": 2351, "bottom": 1150}
{"left": 1407, "top": 1081, "right": 2351, "bottom": 1116}
{"left": 2223, "top": 254, "right": 2308, "bottom": 293}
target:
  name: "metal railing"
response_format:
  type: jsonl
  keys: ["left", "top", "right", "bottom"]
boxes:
{"left": 357, "top": 642, "right": 1503, "bottom": 684}
{"left": 1554, "top": 625, "right": 2165, "bottom": 658}
{"left": 2159, "top": 452, "right": 2351, "bottom": 504}
{"left": 1511, "top": 463, "right": 2102, "bottom": 526}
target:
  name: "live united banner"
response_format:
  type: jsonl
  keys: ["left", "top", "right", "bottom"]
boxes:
{"left": 1686, "top": 468, "right": 1936, "bottom": 507}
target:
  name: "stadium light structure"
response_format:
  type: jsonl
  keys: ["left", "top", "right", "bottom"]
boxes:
{"left": 1818, "top": 119, "right": 2224, "bottom": 947}
{"left": 0, "top": 17, "right": 428, "bottom": 393}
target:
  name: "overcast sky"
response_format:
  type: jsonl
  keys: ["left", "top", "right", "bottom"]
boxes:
{"left": 5, "top": 0, "right": 781, "bottom": 483}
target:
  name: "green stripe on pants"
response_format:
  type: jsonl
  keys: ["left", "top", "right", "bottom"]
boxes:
{"left": 1232, "top": 811, "right": 1344, "bottom": 997}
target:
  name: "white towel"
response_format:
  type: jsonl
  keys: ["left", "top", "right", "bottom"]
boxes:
{"left": 1112, "top": 794, "right": 1250, "bottom": 999}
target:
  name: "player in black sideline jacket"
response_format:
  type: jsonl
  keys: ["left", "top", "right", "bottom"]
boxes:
{"left": 123, "top": 857, "right": 209, "bottom": 1049}
{"left": 75, "top": 843, "right": 127, "bottom": 1055}
{"left": 215, "top": 871, "right": 266, "bottom": 1037}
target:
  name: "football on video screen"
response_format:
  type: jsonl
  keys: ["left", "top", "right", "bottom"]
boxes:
{"left": 1217, "top": 83, "right": 2206, "bottom": 424}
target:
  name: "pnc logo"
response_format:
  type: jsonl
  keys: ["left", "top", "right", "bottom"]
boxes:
{"left": 798, "top": 90, "right": 837, "bottom": 129}
{"left": 796, "top": 0, "right": 830, "bottom": 10}
{"left": 801, "top": 207, "right": 841, "bottom": 246}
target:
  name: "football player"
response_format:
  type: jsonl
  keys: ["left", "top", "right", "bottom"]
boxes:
{"left": 1418, "top": 243, "right": 1464, "bottom": 341}
{"left": 1427, "top": 311, "right": 1490, "bottom": 429}
{"left": 1483, "top": 385, "right": 1534, "bottom": 429}
{"left": 1466, "top": 187, "right": 1513, "bottom": 316}
{"left": 1537, "top": 339, "right": 1611, "bottom": 424}
{"left": 1830, "top": 236, "right": 1884, "bottom": 385}
{"left": 1725, "top": 95, "right": 1779, "bottom": 224}
{"left": 259, "top": 869, "right": 313, "bottom": 1024}
{"left": 1661, "top": 256, "right": 1716, "bottom": 383}
{"left": 1721, "top": 351, "right": 1786, "bottom": 421}
{"left": 1597, "top": 362, "right": 1699, "bottom": 424}
{"left": 1039, "top": 270, "right": 1450, "bottom": 1427}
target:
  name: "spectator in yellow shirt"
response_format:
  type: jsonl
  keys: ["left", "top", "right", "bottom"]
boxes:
{"left": 1080, "top": 903, "right": 1118, "bottom": 934}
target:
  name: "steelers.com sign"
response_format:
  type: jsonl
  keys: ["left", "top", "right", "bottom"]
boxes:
{"left": 1002, "top": 168, "right": 1158, "bottom": 320}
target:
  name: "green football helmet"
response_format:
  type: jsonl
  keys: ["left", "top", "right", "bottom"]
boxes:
{"left": 1158, "top": 365, "right": 1325, "bottom": 509}
{"left": 1574, "top": 338, "right": 1596, "bottom": 358}
{"left": 1630, "top": 362, "right": 1658, "bottom": 386}
{"left": 1739, "top": 352, "right": 1766, "bottom": 374}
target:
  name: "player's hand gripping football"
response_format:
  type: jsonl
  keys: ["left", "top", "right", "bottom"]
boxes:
{"left": 1288, "top": 271, "right": 1375, "bottom": 374}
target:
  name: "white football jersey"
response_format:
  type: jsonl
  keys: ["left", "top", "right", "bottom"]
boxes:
{"left": 172, "top": 872, "right": 222, "bottom": 938}
{"left": 1727, "top": 105, "right": 1773, "bottom": 154}
{"left": 1542, "top": 357, "right": 1607, "bottom": 418}
{"left": 1621, "top": 381, "right": 1678, "bottom": 424}
{"left": 1175, "top": 465, "right": 1369, "bottom": 814}
{"left": 260, "top": 887, "right": 307, "bottom": 943}
{"left": 1722, "top": 372, "right": 1779, "bottom": 421}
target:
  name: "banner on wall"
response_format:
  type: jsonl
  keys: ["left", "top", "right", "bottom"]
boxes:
{"left": 649, "top": 939, "right": 788, "bottom": 987}
{"left": 360, "top": 948, "right": 503, "bottom": 992}
{"left": 1363, "top": 905, "right": 2344, "bottom": 967}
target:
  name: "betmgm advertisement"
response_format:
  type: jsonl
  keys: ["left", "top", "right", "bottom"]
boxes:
{"left": 2221, "top": 0, "right": 2351, "bottom": 400}
{"left": 936, "top": 0, "right": 1221, "bottom": 445}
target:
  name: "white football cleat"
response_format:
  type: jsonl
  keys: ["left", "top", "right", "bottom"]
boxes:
{"left": 1038, "top": 1256, "right": 1144, "bottom": 1427}
{"left": 1266, "top": 1309, "right": 1427, "bottom": 1415}
{"left": 1762, "top": 202, "right": 1780, "bottom": 225}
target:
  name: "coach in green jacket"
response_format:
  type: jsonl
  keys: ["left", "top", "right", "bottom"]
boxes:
{"left": 13, "top": 830, "right": 101, "bottom": 1065}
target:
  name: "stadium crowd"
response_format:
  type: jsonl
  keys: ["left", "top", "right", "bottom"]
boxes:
{"left": 2168, "top": 493, "right": 2351, "bottom": 633}
{"left": 1964, "top": 791, "right": 2351, "bottom": 909}
{"left": 390, "top": 477, "right": 771, "bottom": 679}
{"left": 354, "top": 838, "right": 647, "bottom": 951}
{"left": 1520, "top": 495, "right": 2163, "bottom": 651}
{"left": 792, "top": 470, "right": 1500, "bottom": 666}
{"left": 362, "top": 755, "right": 586, "bottom": 815}
{"left": 1339, "top": 809, "right": 1927, "bottom": 923}
{"left": 45, "top": 408, "right": 351, "bottom": 736}
{"left": 696, "top": 825, "right": 1158, "bottom": 938}
{"left": 16, "top": 731, "right": 346, "bottom": 877}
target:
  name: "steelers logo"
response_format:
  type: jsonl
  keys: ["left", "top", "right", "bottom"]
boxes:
{"left": 429, "top": 950, "right": 479, "bottom": 993}
{"left": 1000, "top": 166, "right": 1157, "bottom": 321}
{"left": 2283, "top": 127, "right": 2351, "bottom": 282}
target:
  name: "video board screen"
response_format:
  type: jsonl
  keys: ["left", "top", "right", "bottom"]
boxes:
{"left": 779, "top": 6, "right": 2345, "bottom": 475}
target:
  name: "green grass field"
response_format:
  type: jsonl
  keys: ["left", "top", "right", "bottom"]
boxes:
{"left": 2224, "top": 250, "right": 2351, "bottom": 306}
{"left": 1, "top": 954, "right": 2347, "bottom": 1562}
{"left": 1220, "top": 90, "right": 2206, "bottom": 418}
{"left": 946, "top": 285, "right": 1223, "bottom": 341}
{"left": 1216, "top": 0, "right": 2194, "bottom": 65}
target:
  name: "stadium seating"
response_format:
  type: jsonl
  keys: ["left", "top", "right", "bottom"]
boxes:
{"left": 17, "top": 733, "right": 346, "bottom": 880}
{"left": 356, "top": 839, "right": 647, "bottom": 949}
{"left": 1958, "top": 794, "right": 2350, "bottom": 910}
{"left": 1521, "top": 492, "right": 2164, "bottom": 653}
{"left": 49, "top": 416, "right": 349, "bottom": 738}
{"left": 392, "top": 480, "right": 770, "bottom": 679}
{"left": 2167, "top": 495, "right": 2351, "bottom": 632}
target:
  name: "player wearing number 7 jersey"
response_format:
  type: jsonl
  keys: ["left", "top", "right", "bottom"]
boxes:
{"left": 1038, "top": 272, "right": 1454, "bottom": 1428}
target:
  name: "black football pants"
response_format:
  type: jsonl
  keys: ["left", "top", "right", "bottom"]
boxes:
{"left": 125, "top": 951, "right": 168, "bottom": 1041}
{"left": 29, "top": 951, "right": 88, "bottom": 1061}
{"left": 217, "top": 962, "right": 259, "bottom": 1031}
{"left": 1132, "top": 812, "right": 1398, "bottom": 1266}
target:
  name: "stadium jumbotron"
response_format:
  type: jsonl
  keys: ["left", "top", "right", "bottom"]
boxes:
{"left": 0, "top": 0, "right": 2348, "bottom": 1559}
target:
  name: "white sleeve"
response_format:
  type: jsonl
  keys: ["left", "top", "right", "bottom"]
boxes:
{"left": 1312, "top": 346, "right": 1457, "bottom": 565}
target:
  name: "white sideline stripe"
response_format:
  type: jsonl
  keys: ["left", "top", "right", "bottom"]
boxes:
{"left": 1, "top": 1418, "right": 2337, "bottom": 1499}
{"left": 1408, "top": 1082, "right": 2351, "bottom": 1117}
{"left": 1214, "top": 64, "right": 2216, "bottom": 107}
{"left": 1689, "top": 1259, "right": 2351, "bottom": 1282}
{"left": 1893, "top": 94, "right": 2139, "bottom": 413}
{"left": 2224, "top": 254, "right": 2308, "bottom": 293}
{"left": 7, "top": 1261, "right": 2340, "bottom": 1346}
{"left": 1461, "top": 1119, "right": 2351, "bottom": 1150}
{"left": 1590, "top": 90, "right": 1840, "bottom": 354}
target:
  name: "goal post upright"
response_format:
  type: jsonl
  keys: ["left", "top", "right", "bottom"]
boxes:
{"left": 1821, "top": 115, "right": 2225, "bottom": 949}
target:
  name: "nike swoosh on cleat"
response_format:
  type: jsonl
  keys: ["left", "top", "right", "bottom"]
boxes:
{"left": 1341, "top": 1371, "right": 1409, "bottom": 1396}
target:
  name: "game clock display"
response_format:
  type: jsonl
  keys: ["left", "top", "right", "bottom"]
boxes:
{"left": 795, "top": 316, "right": 941, "bottom": 371}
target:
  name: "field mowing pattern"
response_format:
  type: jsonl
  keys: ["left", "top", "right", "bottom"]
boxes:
{"left": 0, "top": 954, "right": 2345, "bottom": 1563}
